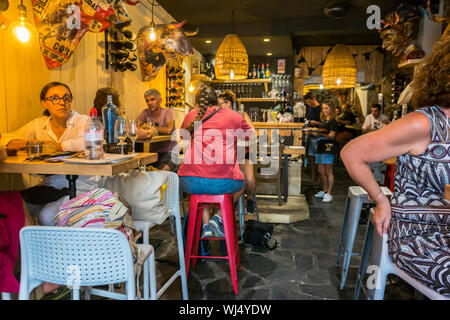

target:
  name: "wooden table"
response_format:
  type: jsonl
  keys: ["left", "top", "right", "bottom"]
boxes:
{"left": 0, "top": 152, "right": 158, "bottom": 198}
{"left": 137, "top": 135, "right": 172, "bottom": 144}
{"left": 136, "top": 135, "right": 172, "bottom": 153}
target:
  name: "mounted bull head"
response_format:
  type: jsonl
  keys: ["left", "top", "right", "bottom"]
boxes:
{"left": 137, "top": 20, "right": 198, "bottom": 81}
{"left": 162, "top": 20, "right": 198, "bottom": 58}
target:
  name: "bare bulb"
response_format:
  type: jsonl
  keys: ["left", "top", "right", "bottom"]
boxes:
{"left": 149, "top": 27, "right": 156, "bottom": 41}
{"left": 15, "top": 23, "right": 30, "bottom": 42}
{"left": 188, "top": 83, "right": 195, "bottom": 93}
{"left": 336, "top": 78, "right": 342, "bottom": 85}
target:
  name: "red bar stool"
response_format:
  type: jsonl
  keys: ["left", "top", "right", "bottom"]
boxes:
{"left": 383, "top": 158, "right": 397, "bottom": 192}
{"left": 184, "top": 194, "right": 242, "bottom": 295}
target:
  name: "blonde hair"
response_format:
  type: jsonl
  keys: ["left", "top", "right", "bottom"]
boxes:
{"left": 320, "top": 100, "right": 336, "bottom": 121}
{"left": 411, "top": 37, "right": 449, "bottom": 109}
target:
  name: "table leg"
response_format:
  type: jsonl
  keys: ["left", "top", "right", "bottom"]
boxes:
{"left": 66, "top": 175, "right": 79, "bottom": 199}
{"left": 283, "top": 154, "right": 289, "bottom": 202}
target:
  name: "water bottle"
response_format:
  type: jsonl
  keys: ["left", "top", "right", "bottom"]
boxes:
{"left": 101, "top": 95, "right": 118, "bottom": 145}
{"left": 85, "top": 108, "right": 104, "bottom": 160}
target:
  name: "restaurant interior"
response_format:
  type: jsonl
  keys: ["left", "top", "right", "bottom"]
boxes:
{"left": 0, "top": 0, "right": 449, "bottom": 302}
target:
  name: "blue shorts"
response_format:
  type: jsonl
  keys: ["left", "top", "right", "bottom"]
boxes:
{"left": 315, "top": 153, "right": 335, "bottom": 164}
{"left": 180, "top": 176, "right": 244, "bottom": 195}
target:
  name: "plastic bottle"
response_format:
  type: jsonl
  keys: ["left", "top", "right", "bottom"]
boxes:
{"left": 101, "top": 95, "right": 118, "bottom": 145}
{"left": 85, "top": 108, "right": 104, "bottom": 160}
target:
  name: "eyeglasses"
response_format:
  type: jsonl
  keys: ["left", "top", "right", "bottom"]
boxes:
{"left": 44, "top": 95, "right": 72, "bottom": 104}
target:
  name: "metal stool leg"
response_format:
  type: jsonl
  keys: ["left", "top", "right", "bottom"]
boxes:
{"left": 354, "top": 221, "right": 374, "bottom": 300}
{"left": 339, "top": 195, "right": 364, "bottom": 290}
{"left": 337, "top": 194, "right": 351, "bottom": 267}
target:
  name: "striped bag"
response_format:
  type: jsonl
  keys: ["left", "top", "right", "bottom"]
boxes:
{"left": 53, "top": 188, "right": 145, "bottom": 297}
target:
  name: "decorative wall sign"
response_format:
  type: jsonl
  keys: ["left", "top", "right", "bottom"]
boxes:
{"left": 32, "top": 0, "right": 139, "bottom": 70}
{"left": 277, "top": 58, "right": 286, "bottom": 74}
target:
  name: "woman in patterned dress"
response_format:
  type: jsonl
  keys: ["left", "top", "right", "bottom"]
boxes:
{"left": 341, "top": 37, "right": 449, "bottom": 296}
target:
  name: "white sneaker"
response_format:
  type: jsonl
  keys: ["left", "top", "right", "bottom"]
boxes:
{"left": 322, "top": 194, "right": 333, "bottom": 203}
{"left": 315, "top": 191, "right": 326, "bottom": 198}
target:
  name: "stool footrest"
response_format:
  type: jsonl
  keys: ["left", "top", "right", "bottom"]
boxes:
{"left": 199, "top": 237, "right": 225, "bottom": 241}
{"left": 190, "top": 255, "right": 229, "bottom": 260}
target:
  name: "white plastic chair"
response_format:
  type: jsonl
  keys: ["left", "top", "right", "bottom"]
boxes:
{"left": 1, "top": 292, "right": 12, "bottom": 300}
{"left": 355, "top": 210, "right": 450, "bottom": 300}
{"left": 18, "top": 226, "right": 156, "bottom": 300}
{"left": 133, "top": 171, "right": 188, "bottom": 300}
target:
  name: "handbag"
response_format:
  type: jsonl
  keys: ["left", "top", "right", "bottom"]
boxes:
{"left": 99, "top": 169, "right": 169, "bottom": 224}
{"left": 316, "top": 138, "right": 338, "bottom": 155}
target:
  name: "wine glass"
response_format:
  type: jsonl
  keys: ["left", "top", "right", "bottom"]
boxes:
{"left": 115, "top": 117, "right": 127, "bottom": 155}
{"left": 127, "top": 119, "right": 139, "bottom": 154}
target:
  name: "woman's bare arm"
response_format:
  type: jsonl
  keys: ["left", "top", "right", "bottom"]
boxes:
{"left": 341, "top": 112, "right": 431, "bottom": 236}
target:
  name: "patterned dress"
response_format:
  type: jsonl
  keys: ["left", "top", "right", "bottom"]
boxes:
{"left": 388, "top": 105, "right": 450, "bottom": 296}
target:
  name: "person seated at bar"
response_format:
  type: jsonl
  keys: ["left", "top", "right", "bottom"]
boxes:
{"left": 137, "top": 89, "right": 177, "bottom": 171}
{"left": 178, "top": 85, "right": 253, "bottom": 238}
{"left": 217, "top": 90, "right": 257, "bottom": 213}
{"left": 304, "top": 92, "right": 322, "bottom": 186}
{"left": 362, "top": 103, "right": 390, "bottom": 134}
{"left": 341, "top": 38, "right": 450, "bottom": 297}
{"left": 307, "top": 100, "right": 338, "bottom": 203}
{"left": 92, "top": 87, "right": 122, "bottom": 123}
{"left": 0, "top": 82, "right": 96, "bottom": 226}
{"left": 361, "top": 103, "right": 391, "bottom": 184}
{"left": 335, "top": 103, "right": 357, "bottom": 145}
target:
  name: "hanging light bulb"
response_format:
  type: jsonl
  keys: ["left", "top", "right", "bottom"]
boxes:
{"left": 188, "top": 82, "right": 195, "bottom": 93}
{"left": 149, "top": 24, "right": 156, "bottom": 41}
{"left": 8, "top": 0, "right": 35, "bottom": 44}
{"left": 229, "top": 69, "right": 235, "bottom": 80}
{"left": 336, "top": 77, "right": 342, "bottom": 86}
{"left": 148, "top": 0, "right": 156, "bottom": 41}
{"left": 320, "top": 84, "right": 324, "bottom": 90}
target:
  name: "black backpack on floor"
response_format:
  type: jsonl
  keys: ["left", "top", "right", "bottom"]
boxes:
{"left": 243, "top": 220, "right": 278, "bottom": 250}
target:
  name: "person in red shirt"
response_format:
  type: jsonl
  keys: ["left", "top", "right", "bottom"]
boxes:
{"left": 178, "top": 85, "right": 254, "bottom": 238}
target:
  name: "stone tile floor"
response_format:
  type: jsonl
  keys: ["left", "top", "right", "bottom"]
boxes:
{"left": 148, "top": 163, "right": 419, "bottom": 300}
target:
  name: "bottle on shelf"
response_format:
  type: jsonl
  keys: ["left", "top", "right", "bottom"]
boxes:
{"left": 101, "top": 95, "right": 119, "bottom": 145}
{"left": 265, "top": 63, "right": 270, "bottom": 78}
{"left": 85, "top": 108, "right": 104, "bottom": 160}
{"left": 260, "top": 64, "right": 265, "bottom": 79}
{"left": 251, "top": 64, "right": 257, "bottom": 79}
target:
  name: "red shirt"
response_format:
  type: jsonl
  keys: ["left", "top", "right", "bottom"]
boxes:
{"left": 178, "top": 107, "right": 254, "bottom": 180}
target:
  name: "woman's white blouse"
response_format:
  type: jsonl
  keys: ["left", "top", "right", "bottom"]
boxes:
{"left": 0, "top": 110, "right": 90, "bottom": 151}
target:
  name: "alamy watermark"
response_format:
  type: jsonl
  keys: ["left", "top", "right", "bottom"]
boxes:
{"left": 366, "top": 5, "right": 381, "bottom": 30}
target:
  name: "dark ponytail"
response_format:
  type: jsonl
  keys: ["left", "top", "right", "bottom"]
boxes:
{"left": 186, "top": 85, "right": 218, "bottom": 135}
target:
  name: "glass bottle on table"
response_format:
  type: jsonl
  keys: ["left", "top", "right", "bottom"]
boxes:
{"left": 101, "top": 95, "right": 118, "bottom": 146}
{"left": 84, "top": 108, "right": 104, "bottom": 160}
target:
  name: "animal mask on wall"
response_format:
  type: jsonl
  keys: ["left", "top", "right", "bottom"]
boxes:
{"left": 378, "top": 3, "right": 423, "bottom": 60}
{"left": 32, "top": 0, "right": 138, "bottom": 70}
{"left": 137, "top": 20, "right": 197, "bottom": 81}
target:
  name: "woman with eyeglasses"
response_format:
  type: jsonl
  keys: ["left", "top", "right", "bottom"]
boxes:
{"left": 2, "top": 82, "right": 89, "bottom": 152}
{"left": 0, "top": 82, "right": 95, "bottom": 227}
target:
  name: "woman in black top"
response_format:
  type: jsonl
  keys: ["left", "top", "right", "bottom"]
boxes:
{"left": 308, "top": 100, "right": 338, "bottom": 203}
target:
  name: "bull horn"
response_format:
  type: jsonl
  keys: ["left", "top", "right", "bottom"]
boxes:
{"left": 172, "top": 20, "right": 187, "bottom": 29}
{"left": 184, "top": 27, "right": 199, "bottom": 37}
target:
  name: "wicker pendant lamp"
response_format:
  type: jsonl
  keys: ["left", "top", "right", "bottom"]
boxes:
{"left": 322, "top": 44, "right": 356, "bottom": 89}
{"left": 214, "top": 9, "right": 248, "bottom": 80}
